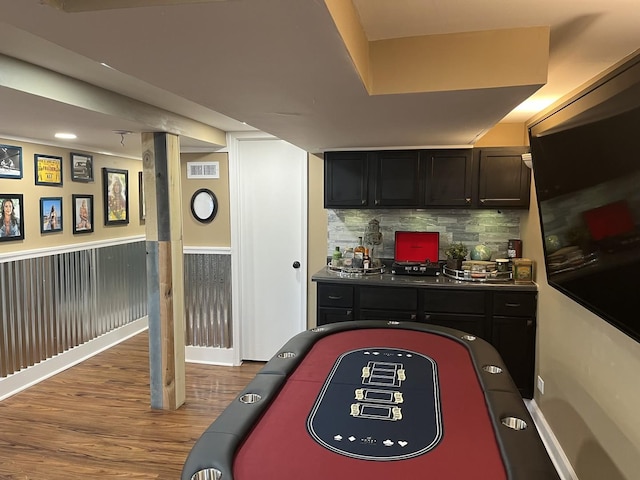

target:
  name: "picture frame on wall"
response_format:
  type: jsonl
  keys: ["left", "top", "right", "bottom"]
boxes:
{"left": 0, "top": 194, "right": 25, "bottom": 241}
{"left": 72, "top": 194, "right": 94, "bottom": 234}
{"left": 0, "top": 144, "right": 23, "bottom": 179}
{"left": 103, "top": 167, "right": 129, "bottom": 225}
{"left": 40, "top": 197, "right": 63, "bottom": 234}
{"left": 138, "top": 171, "right": 145, "bottom": 221}
{"left": 70, "top": 152, "right": 94, "bottom": 182}
{"left": 35, "top": 154, "right": 63, "bottom": 186}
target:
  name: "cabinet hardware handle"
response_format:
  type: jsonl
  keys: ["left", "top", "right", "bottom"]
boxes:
{"left": 466, "top": 198, "right": 471, "bottom": 204}
{"left": 424, "top": 314, "right": 431, "bottom": 320}
{"left": 375, "top": 199, "right": 380, "bottom": 205}
{"left": 527, "top": 319, "right": 533, "bottom": 327}
{"left": 480, "top": 199, "right": 486, "bottom": 204}
{"left": 347, "top": 310, "right": 352, "bottom": 316}
{"left": 328, "top": 295, "right": 343, "bottom": 300}
{"left": 411, "top": 314, "right": 416, "bottom": 320}
{"left": 505, "top": 303, "right": 521, "bottom": 307}
{"left": 361, "top": 199, "right": 366, "bottom": 205}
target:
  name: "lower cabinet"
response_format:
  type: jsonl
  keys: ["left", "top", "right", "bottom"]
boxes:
{"left": 315, "top": 282, "right": 537, "bottom": 398}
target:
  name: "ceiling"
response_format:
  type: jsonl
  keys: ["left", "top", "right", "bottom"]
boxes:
{"left": 0, "top": 0, "right": 638, "bottom": 159}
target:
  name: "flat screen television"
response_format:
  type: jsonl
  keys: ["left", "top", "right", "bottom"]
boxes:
{"left": 528, "top": 55, "right": 640, "bottom": 343}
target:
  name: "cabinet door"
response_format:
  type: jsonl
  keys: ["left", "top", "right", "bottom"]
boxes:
{"left": 318, "top": 307, "right": 354, "bottom": 326}
{"left": 422, "top": 312, "right": 486, "bottom": 339}
{"left": 475, "top": 148, "right": 531, "bottom": 208}
{"left": 491, "top": 316, "right": 535, "bottom": 398}
{"left": 372, "top": 151, "right": 421, "bottom": 207}
{"left": 324, "top": 152, "right": 369, "bottom": 207}
{"left": 422, "top": 150, "right": 473, "bottom": 207}
{"left": 360, "top": 310, "right": 418, "bottom": 322}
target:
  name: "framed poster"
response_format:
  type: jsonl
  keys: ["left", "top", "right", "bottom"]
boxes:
{"left": 138, "top": 171, "right": 145, "bottom": 221}
{"left": 72, "top": 194, "right": 94, "bottom": 234}
{"left": 103, "top": 168, "right": 129, "bottom": 225}
{"left": 35, "top": 154, "right": 63, "bottom": 186}
{"left": 71, "top": 152, "right": 94, "bottom": 182}
{"left": 0, "top": 194, "right": 24, "bottom": 241}
{"left": 0, "top": 144, "right": 23, "bottom": 179}
{"left": 40, "top": 197, "right": 63, "bottom": 234}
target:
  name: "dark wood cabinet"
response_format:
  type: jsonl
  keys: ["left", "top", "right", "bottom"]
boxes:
{"left": 324, "top": 151, "right": 369, "bottom": 207}
{"left": 373, "top": 150, "right": 421, "bottom": 207}
{"left": 474, "top": 147, "right": 531, "bottom": 208}
{"left": 325, "top": 147, "right": 530, "bottom": 209}
{"left": 422, "top": 149, "right": 473, "bottom": 207}
{"left": 315, "top": 281, "right": 537, "bottom": 398}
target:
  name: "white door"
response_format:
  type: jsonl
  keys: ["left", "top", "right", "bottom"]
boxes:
{"left": 229, "top": 133, "right": 307, "bottom": 361}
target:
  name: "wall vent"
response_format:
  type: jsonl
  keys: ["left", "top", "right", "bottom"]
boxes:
{"left": 187, "top": 161, "right": 219, "bottom": 179}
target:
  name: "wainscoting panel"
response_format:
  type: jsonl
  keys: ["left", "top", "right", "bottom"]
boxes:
{"left": 184, "top": 252, "right": 232, "bottom": 349}
{"left": 0, "top": 241, "right": 147, "bottom": 378}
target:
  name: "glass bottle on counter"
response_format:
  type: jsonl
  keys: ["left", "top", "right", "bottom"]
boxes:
{"left": 363, "top": 248, "right": 371, "bottom": 270}
{"left": 331, "top": 246, "right": 342, "bottom": 266}
{"left": 343, "top": 247, "right": 355, "bottom": 268}
{"left": 353, "top": 237, "right": 365, "bottom": 268}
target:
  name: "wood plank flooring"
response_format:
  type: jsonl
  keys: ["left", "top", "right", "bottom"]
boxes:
{"left": 0, "top": 331, "right": 264, "bottom": 479}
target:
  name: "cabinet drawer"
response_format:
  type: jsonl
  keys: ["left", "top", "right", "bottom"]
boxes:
{"left": 493, "top": 292, "right": 536, "bottom": 317}
{"left": 422, "top": 289, "right": 486, "bottom": 314}
{"left": 359, "top": 286, "right": 418, "bottom": 311}
{"left": 360, "top": 309, "right": 418, "bottom": 322}
{"left": 317, "top": 284, "right": 354, "bottom": 308}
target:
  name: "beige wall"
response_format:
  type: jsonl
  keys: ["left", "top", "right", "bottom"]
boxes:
{"left": 307, "top": 153, "right": 328, "bottom": 328}
{"left": 475, "top": 122, "right": 529, "bottom": 147}
{"left": 180, "top": 152, "right": 231, "bottom": 247}
{"left": 522, "top": 179, "right": 640, "bottom": 480}
{"left": 0, "top": 137, "right": 144, "bottom": 256}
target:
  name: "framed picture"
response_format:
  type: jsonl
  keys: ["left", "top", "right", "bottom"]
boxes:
{"left": 103, "top": 167, "right": 129, "bottom": 225}
{"left": 35, "top": 154, "right": 63, "bottom": 186}
{"left": 40, "top": 197, "right": 63, "bottom": 234}
{"left": 0, "top": 145, "right": 23, "bottom": 179}
{"left": 0, "top": 194, "right": 24, "bottom": 241}
{"left": 71, "top": 152, "right": 94, "bottom": 182}
{"left": 138, "top": 171, "right": 145, "bottom": 221}
{"left": 72, "top": 194, "right": 94, "bottom": 234}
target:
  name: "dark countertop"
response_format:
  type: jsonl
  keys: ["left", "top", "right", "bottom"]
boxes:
{"left": 311, "top": 267, "right": 538, "bottom": 292}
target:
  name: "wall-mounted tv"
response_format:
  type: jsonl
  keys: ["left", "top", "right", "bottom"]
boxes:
{"left": 529, "top": 54, "right": 640, "bottom": 343}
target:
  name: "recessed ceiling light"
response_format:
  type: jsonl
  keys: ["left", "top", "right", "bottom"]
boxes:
{"left": 55, "top": 132, "right": 77, "bottom": 139}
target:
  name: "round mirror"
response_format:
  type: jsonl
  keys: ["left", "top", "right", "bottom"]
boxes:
{"left": 190, "top": 188, "right": 218, "bottom": 223}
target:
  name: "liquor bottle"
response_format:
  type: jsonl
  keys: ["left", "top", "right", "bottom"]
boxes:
{"left": 353, "top": 237, "right": 365, "bottom": 268}
{"left": 342, "top": 248, "right": 355, "bottom": 267}
{"left": 331, "top": 246, "right": 342, "bottom": 266}
{"left": 363, "top": 248, "right": 371, "bottom": 270}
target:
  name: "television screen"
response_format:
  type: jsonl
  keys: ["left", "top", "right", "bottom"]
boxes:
{"left": 529, "top": 58, "right": 640, "bottom": 343}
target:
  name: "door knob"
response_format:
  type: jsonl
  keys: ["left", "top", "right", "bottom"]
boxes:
{"left": 292, "top": 261, "right": 301, "bottom": 269}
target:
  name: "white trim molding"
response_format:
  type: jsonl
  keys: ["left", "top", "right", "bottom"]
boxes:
{"left": 183, "top": 246, "right": 231, "bottom": 255}
{"left": 185, "top": 346, "right": 238, "bottom": 366}
{"left": 526, "top": 399, "right": 579, "bottom": 480}
{"left": 0, "top": 235, "right": 146, "bottom": 263}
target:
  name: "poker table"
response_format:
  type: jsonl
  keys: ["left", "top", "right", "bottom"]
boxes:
{"left": 182, "top": 321, "right": 560, "bottom": 480}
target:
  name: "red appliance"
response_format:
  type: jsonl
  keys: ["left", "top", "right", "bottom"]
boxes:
{"left": 392, "top": 231, "right": 442, "bottom": 276}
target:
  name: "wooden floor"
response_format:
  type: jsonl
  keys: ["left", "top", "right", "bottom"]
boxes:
{"left": 0, "top": 331, "right": 264, "bottom": 479}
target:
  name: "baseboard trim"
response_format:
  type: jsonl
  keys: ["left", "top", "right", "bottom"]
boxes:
{"left": 185, "top": 345, "right": 240, "bottom": 366}
{"left": 526, "top": 399, "right": 579, "bottom": 480}
{"left": 0, "top": 317, "right": 149, "bottom": 402}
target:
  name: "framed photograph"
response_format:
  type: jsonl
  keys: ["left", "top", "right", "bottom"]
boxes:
{"left": 72, "top": 194, "right": 94, "bottom": 234}
{"left": 0, "top": 194, "right": 24, "bottom": 241}
{"left": 40, "top": 197, "right": 63, "bottom": 234}
{"left": 35, "top": 154, "right": 63, "bottom": 186}
{"left": 103, "top": 168, "right": 129, "bottom": 225}
{"left": 0, "top": 145, "right": 23, "bottom": 179}
{"left": 71, "top": 152, "right": 94, "bottom": 182}
{"left": 138, "top": 171, "right": 145, "bottom": 221}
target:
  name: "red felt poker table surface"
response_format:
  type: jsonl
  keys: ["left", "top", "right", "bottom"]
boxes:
{"left": 182, "top": 321, "right": 560, "bottom": 480}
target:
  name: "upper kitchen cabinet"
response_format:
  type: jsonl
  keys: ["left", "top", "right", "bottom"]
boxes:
{"left": 324, "top": 147, "right": 531, "bottom": 209}
{"left": 324, "top": 151, "right": 369, "bottom": 207}
{"left": 422, "top": 149, "right": 474, "bottom": 207}
{"left": 474, "top": 147, "right": 531, "bottom": 209}
{"left": 324, "top": 150, "right": 420, "bottom": 208}
{"left": 373, "top": 150, "right": 421, "bottom": 207}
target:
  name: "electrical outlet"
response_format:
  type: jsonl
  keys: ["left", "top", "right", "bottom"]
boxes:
{"left": 537, "top": 375, "right": 545, "bottom": 395}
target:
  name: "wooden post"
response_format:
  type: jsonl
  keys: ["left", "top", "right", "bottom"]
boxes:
{"left": 141, "top": 132, "right": 186, "bottom": 410}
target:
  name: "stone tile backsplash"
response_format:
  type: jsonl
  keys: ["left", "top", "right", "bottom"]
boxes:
{"left": 327, "top": 208, "right": 523, "bottom": 261}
